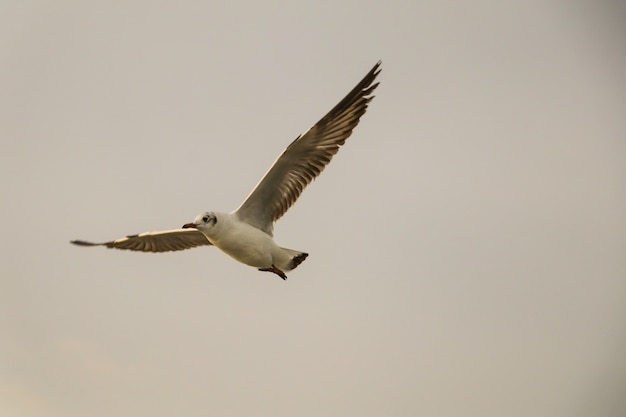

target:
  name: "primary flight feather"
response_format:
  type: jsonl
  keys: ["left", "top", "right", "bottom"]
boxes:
{"left": 71, "top": 61, "right": 381, "bottom": 279}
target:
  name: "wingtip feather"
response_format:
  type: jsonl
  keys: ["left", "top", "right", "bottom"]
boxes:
{"left": 70, "top": 239, "right": 101, "bottom": 247}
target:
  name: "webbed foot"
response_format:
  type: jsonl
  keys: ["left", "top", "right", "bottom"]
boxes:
{"left": 258, "top": 265, "right": 287, "bottom": 280}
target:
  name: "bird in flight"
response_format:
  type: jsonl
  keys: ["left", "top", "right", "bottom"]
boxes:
{"left": 71, "top": 61, "right": 381, "bottom": 279}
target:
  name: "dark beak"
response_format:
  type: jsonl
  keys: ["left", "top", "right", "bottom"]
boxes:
{"left": 182, "top": 223, "right": 198, "bottom": 229}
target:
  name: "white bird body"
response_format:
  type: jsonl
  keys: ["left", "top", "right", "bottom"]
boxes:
{"left": 71, "top": 61, "right": 381, "bottom": 280}
{"left": 195, "top": 212, "right": 305, "bottom": 273}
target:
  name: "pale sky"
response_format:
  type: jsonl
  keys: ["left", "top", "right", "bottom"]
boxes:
{"left": 1, "top": 1, "right": 625, "bottom": 416}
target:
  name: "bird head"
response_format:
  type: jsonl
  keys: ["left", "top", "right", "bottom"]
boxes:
{"left": 182, "top": 211, "right": 217, "bottom": 231}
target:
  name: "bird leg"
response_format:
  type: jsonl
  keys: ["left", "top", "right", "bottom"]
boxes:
{"left": 258, "top": 265, "right": 287, "bottom": 280}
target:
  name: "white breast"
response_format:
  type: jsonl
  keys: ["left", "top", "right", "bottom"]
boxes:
{"left": 202, "top": 213, "right": 279, "bottom": 268}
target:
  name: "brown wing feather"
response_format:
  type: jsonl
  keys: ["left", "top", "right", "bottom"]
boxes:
{"left": 71, "top": 229, "right": 212, "bottom": 253}
{"left": 234, "top": 61, "right": 381, "bottom": 234}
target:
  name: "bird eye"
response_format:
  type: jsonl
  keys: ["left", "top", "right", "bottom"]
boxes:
{"left": 202, "top": 215, "right": 209, "bottom": 223}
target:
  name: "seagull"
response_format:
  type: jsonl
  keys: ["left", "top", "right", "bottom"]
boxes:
{"left": 71, "top": 61, "right": 381, "bottom": 279}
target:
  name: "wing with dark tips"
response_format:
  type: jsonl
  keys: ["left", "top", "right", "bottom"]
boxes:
{"left": 233, "top": 61, "right": 381, "bottom": 235}
{"left": 71, "top": 229, "right": 212, "bottom": 253}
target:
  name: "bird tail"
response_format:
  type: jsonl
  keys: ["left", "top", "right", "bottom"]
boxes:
{"left": 280, "top": 248, "right": 309, "bottom": 271}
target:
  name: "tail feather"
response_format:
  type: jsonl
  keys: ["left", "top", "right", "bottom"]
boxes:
{"left": 289, "top": 252, "right": 309, "bottom": 270}
{"left": 280, "top": 247, "right": 309, "bottom": 271}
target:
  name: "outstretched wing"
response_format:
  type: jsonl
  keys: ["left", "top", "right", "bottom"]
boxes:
{"left": 233, "top": 61, "right": 381, "bottom": 235}
{"left": 71, "top": 229, "right": 212, "bottom": 253}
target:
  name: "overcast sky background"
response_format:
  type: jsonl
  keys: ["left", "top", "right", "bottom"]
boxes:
{"left": 1, "top": 1, "right": 625, "bottom": 416}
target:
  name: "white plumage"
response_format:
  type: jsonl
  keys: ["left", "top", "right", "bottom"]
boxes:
{"left": 72, "top": 61, "right": 381, "bottom": 279}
